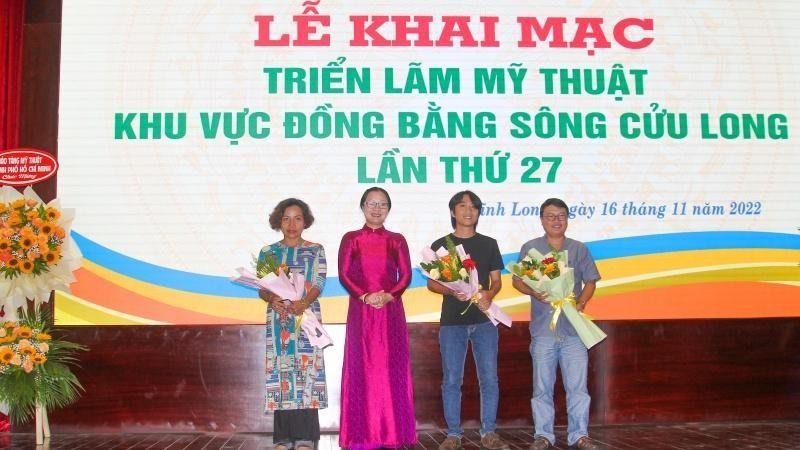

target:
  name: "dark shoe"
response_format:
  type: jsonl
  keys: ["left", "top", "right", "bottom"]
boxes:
{"left": 480, "top": 432, "right": 510, "bottom": 450}
{"left": 570, "top": 436, "right": 601, "bottom": 450}
{"left": 530, "top": 436, "right": 553, "bottom": 449}
{"left": 439, "top": 436, "right": 463, "bottom": 450}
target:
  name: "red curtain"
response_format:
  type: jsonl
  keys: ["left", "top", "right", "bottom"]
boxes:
{"left": 0, "top": 0, "right": 25, "bottom": 434}
{"left": 1, "top": 0, "right": 26, "bottom": 150}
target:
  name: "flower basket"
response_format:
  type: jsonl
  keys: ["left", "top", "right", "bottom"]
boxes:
{"left": 0, "top": 186, "right": 81, "bottom": 313}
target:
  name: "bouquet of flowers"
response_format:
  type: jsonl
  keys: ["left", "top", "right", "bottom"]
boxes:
{"left": 0, "top": 305, "right": 86, "bottom": 433}
{"left": 508, "top": 248, "right": 606, "bottom": 348}
{"left": 420, "top": 236, "right": 511, "bottom": 327}
{"left": 232, "top": 253, "right": 332, "bottom": 349}
{"left": 0, "top": 186, "right": 81, "bottom": 316}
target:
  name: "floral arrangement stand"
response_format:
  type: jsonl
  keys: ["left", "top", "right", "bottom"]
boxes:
{"left": 0, "top": 185, "right": 84, "bottom": 444}
{"left": 35, "top": 402, "right": 50, "bottom": 444}
{"left": 0, "top": 307, "right": 86, "bottom": 445}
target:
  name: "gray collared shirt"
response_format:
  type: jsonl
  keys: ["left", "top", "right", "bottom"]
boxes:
{"left": 517, "top": 236, "right": 601, "bottom": 338}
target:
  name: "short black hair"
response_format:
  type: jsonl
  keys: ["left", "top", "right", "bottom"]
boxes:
{"left": 539, "top": 198, "right": 568, "bottom": 217}
{"left": 359, "top": 186, "right": 392, "bottom": 211}
{"left": 268, "top": 198, "right": 314, "bottom": 231}
{"left": 448, "top": 190, "right": 482, "bottom": 229}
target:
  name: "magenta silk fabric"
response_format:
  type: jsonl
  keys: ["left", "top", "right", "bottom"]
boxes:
{"left": 338, "top": 225, "right": 417, "bottom": 449}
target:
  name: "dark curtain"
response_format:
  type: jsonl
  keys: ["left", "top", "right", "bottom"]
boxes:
{"left": 0, "top": 0, "right": 25, "bottom": 151}
{"left": 0, "top": 0, "right": 25, "bottom": 434}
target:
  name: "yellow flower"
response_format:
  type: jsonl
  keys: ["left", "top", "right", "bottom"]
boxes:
{"left": 442, "top": 267, "right": 453, "bottom": 281}
{"left": 19, "top": 259, "right": 35, "bottom": 274}
{"left": 26, "top": 209, "right": 39, "bottom": 222}
{"left": 0, "top": 239, "right": 10, "bottom": 252}
{"left": 32, "top": 353, "right": 47, "bottom": 364}
{"left": 13, "top": 326, "right": 33, "bottom": 339}
{"left": 10, "top": 199, "right": 26, "bottom": 210}
{"left": 0, "top": 203, "right": 8, "bottom": 213}
{"left": 20, "top": 224, "right": 35, "bottom": 235}
{"left": 0, "top": 226, "right": 13, "bottom": 238}
{"left": 20, "top": 345, "right": 36, "bottom": 357}
{"left": 7, "top": 257, "right": 20, "bottom": 269}
{"left": 53, "top": 226, "right": 66, "bottom": 239}
{"left": 45, "top": 207, "right": 60, "bottom": 221}
{"left": 19, "top": 235, "right": 36, "bottom": 249}
{"left": 40, "top": 222, "right": 55, "bottom": 235}
{"left": 0, "top": 346, "right": 14, "bottom": 364}
{"left": 3, "top": 322, "right": 17, "bottom": 329}
{"left": 6, "top": 214, "right": 21, "bottom": 227}
{"left": 43, "top": 249, "right": 61, "bottom": 266}
{"left": 36, "top": 332, "right": 51, "bottom": 341}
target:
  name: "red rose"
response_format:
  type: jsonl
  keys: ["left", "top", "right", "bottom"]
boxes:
{"left": 541, "top": 257, "right": 555, "bottom": 265}
{"left": 462, "top": 258, "right": 476, "bottom": 270}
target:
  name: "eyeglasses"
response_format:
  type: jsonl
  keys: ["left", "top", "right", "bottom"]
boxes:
{"left": 364, "top": 201, "right": 389, "bottom": 210}
{"left": 543, "top": 214, "right": 567, "bottom": 222}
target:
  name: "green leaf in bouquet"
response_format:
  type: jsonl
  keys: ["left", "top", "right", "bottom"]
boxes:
{"left": 253, "top": 251, "right": 281, "bottom": 278}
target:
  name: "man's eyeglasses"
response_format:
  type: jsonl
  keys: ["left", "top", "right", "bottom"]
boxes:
{"left": 543, "top": 214, "right": 567, "bottom": 222}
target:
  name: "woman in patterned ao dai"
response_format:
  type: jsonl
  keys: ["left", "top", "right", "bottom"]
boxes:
{"left": 258, "top": 198, "right": 327, "bottom": 450}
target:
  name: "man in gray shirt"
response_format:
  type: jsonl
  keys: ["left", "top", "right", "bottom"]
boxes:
{"left": 512, "top": 198, "right": 601, "bottom": 450}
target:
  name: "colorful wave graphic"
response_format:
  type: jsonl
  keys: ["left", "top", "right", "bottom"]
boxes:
{"left": 55, "top": 231, "right": 800, "bottom": 325}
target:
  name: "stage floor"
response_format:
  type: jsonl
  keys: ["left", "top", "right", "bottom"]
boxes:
{"left": 1, "top": 421, "right": 798, "bottom": 449}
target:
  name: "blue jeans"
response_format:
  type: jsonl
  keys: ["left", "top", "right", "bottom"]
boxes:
{"left": 530, "top": 334, "right": 590, "bottom": 446}
{"left": 439, "top": 321, "right": 499, "bottom": 437}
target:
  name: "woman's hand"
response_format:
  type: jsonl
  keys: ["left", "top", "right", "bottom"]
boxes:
{"left": 377, "top": 291, "right": 393, "bottom": 306}
{"left": 260, "top": 289, "right": 289, "bottom": 315}
{"left": 289, "top": 299, "right": 310, "bottom": 315}
{"left": 365, "top": 290, "right": 392, "bottom": 309}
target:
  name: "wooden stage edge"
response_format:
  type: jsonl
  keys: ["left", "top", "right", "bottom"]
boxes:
{"left": 4, "top": 421, "right": 800, "bottom": 450}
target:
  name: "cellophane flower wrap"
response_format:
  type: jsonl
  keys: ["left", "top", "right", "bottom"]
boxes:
{"left": 0, "top": 186, "right": 82, "bottom": 317}
{"left": 420, "top": 237, "right": 511, "bottom": 327}
{"left": 231, "top": 254, "right": 332, "bottom": 349}
{"left": 0, "top": 306, "right": 86, "bottom": 424}
{"left": 508, "top": 248, "right": 605, "bottom": 348}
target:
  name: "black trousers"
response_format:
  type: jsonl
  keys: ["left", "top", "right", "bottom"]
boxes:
{"left": 273, "top": 409, "right": 320, "bottom": 443}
